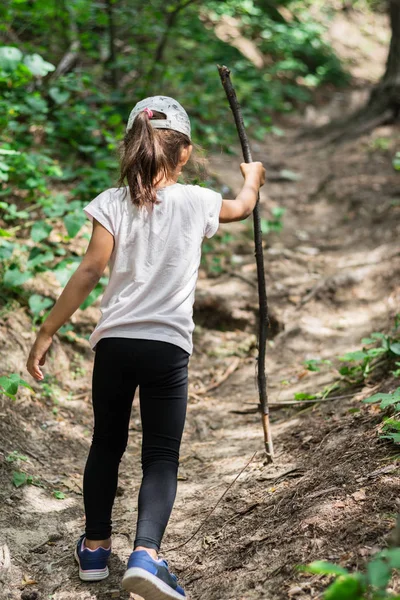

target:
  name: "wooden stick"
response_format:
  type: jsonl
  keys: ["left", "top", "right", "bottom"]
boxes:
{"left": 218, "top": 64, "right": 274, "bottom": 462}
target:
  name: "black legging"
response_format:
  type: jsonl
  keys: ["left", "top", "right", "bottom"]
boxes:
{"left": 83, "top": 338, "right": 189, "bottom": 551}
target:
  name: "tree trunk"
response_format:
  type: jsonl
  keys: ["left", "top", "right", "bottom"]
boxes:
{"left": 105, "top": 0, "right": 119, "bottom": 89}
{"left": 367, "top": 0, "right": 400, "bottom": 119}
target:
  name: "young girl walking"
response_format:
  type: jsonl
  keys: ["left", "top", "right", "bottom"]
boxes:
{"left": 26, "top": 95, "right": 265, "bottom": 599}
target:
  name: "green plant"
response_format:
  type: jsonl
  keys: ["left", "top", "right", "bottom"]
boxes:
{"left": 0, "top": 373, "right": 32, "bottom": 400}
{"left": 12, "top": 470, "right": 41, "bottom": 488}
{"left": 370, "top": 137, "right": 391, "bottom": 152}
{"left": 304, "top": 358, "right": 332, "bottom": 372}
{"left": 53, "top": 490, "right": 65, "bottom": 500}
{"left": 364, "top": 388, "right": 400, "bottom": 444}
{"left": 393, "top": 153, "right": 400, "bottom": 171}
{"left": 338, "top": 330, "right": 400, "bottom": 383}
{"left": 6, "top": 451, "right": 28, "bottom": 463}
{"left": 302, "top": 548, "right": 400, "bottom": 599}
{"left": 261, "top": 207, "right": 286, "bottom": 235}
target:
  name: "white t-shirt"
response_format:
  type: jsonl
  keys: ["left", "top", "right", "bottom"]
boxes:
{"left": 83, "top": 183, "right": 223, "bottom": 354}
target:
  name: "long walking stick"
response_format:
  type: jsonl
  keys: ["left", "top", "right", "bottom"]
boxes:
{"left": 218, "top": 65, "right": 274, "bottom": 462}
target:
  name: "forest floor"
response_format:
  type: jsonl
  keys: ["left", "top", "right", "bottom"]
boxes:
{"left": 1, "top": 8, "right": 400, "bottom": 600}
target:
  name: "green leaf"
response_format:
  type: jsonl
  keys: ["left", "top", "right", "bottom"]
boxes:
{"left": 31, "top": 221, "right": 52, "bottom": 243}
{"left": 0, "top": 228, "right": 11, "bottom": 237}
{"left": 390, "top": 342, "right": 400, "bottom": 356}
{"left": 366, "top": 347, "right": 387, "bottom": 358}
{"left": 0, "top": 373, "right": 20, "bottom": 396}
{"left": 28, "top": 294, "right": 54, "bottom": 316}
{"left": 0, "top": 148, "right": 21, "bottom": 156}
{"left": 294, "top": 393, "right": 317, "bottom": 401}
{"left": 393, "top": 152, "right": 400, "bottom": 171}
{"left": 339, "top": 351, "right": 368, "bottom": 362}
{"left": 324, "top": 575, "right": 364, "bottom": 600}
{"left": 0, "top": 374, "right": 32, "bottom": 399}
{"left": 48, "top": 87, "right": 71, "bottom": 105}
{"left": 53, "top": 490, "right": 65, "bottom": 500}
{"left": 382, "top": 432, "right": 400, "bottom": 443}
{"left": 363, "top": 390, "right": 400, "bottom": 408}
{"left": 382, "top": 418, "right": 400, "bottom": 431}
{"left": 305, "top": 561, "right": 348, "bottom": 576}
{"left": 386, "top": 548, "right": 400, "bottom": 569}
{"left": 12, "top": 471, "right": 28, "bottom": 488}
{"left": 367, "top": 556, "right": 391, "bottom": 590}
{"left": 23, "top": 53, "right": 55, "bottom": 77}
{"left": 27, "top": 251, "right": 54, "bottom": 269}
{"left": 6, "top": 451, "right": 28, "bottom": 462}
{"left": 64, "top": 213, "right": 86, "bottom": 238}
{"left": 0, "top": 47, "right": 23, "bottom": 71}
{"left": 3, "top": 269, "right": 33, "bottom": 288}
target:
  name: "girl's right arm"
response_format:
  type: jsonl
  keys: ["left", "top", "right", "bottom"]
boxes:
{"left": 219, "top": 161, "right": 266, "bottom": 223}
{"left": 26, "top": 219, "right": 114, "bottom": 381}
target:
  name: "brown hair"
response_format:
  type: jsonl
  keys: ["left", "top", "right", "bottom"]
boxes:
{"left": 117, "top": 110, "right": 191, "bottom": 208}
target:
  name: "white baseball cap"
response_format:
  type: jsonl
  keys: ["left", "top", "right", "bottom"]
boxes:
{"left": 126, "top": 96, "right": 191, "bottom": 140}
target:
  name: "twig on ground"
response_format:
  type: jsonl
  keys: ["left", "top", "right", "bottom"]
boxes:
{"left": 195, "top": 357, "right": 240, "bottom": 395}
{"left": 163, "top": 450, "right": 258, "bottom": 553}
{"left": 225, "top": 269, "right": 257, "bottom": 288}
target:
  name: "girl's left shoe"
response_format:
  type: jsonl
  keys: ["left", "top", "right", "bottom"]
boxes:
{"left": 74, "top": 534, "right": 111, "bottom": 581}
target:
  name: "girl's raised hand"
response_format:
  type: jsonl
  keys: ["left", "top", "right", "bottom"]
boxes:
{"left": 26, "top": 331, "right": 53, "bottom": 381}
{"left": 240, "top": 161, "right": 266, "bottom": 187}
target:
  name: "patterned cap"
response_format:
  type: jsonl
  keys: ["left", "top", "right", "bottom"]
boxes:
{"left": 126, "top": 96, "right": 191, "bottom": 140}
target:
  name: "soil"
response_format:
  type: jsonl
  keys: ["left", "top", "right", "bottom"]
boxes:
{"left": 1, "top": 9, "right": 400, "bottom": 600}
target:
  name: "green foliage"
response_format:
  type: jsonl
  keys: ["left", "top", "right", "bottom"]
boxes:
{"left": 0, "top": 373, "right": 32, "bottom": 400}
{"left": 393, "top": 152, "right": 400, "bottom": 171}
{"left": 303, "top": 548, "right": 400, "bottom": 599}
{"left": 304, "top": 358, "right": 332, "bottom": 372}
{"left": 338, "top": 328, "right": 400, "bottom": 384}
{"left": 261, "top": 207, "right": 286, "bottom": 234}
{"left": 363, "top": 387, "right": 400, "bottom": 444}
{"left": 53, "top": 490, "right": 65, "bottom": 500}
{"left": 6, "top": 451, "right": 28, "bottom": 463}
{"left": 12, "top": 470, "right": 41, "bottom": 488}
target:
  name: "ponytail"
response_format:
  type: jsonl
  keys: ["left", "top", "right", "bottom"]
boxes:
{"left": 117, "top": 110, "right": 191, "bottom": 208}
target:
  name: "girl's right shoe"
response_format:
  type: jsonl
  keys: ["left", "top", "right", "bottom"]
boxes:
{"left": 122, "top": 550, "right": 186, "bottom": 599}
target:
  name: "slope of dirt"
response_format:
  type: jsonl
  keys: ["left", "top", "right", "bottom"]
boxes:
{"left": 1, "top": 13, "right": 400, "bottom": 600}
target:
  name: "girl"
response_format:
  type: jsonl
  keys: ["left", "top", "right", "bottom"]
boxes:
{"left": 26, "top": 95, "right": 265, "bottom": 599}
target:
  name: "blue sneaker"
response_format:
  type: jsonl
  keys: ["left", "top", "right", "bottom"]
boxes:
{"left": 122, "top": 550, "right": 186, "bottom": 599}
{"left": 74, "top": 535, "right": 111, "bottom": 581}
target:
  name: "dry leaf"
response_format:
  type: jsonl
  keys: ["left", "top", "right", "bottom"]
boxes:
{"left": 22, "top": 574, "right": 37, "bottom": 586}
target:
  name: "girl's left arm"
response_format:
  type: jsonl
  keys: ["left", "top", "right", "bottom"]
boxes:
{"left": 26, "top": 219, "right": 114, "bottom": 381}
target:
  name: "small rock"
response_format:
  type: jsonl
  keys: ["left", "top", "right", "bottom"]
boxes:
{"left": 288, "top": 586, "right": 302, "bottom": 596}
{"left": 297, "top": 245, "right": 319, "bottom": 256}
{"left": 352, "top": 489, "right": 367, "bottom": 502}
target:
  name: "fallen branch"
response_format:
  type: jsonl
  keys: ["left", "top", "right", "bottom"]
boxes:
{"left": 230, "top": 390, "right": 365, "bottom": 412}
